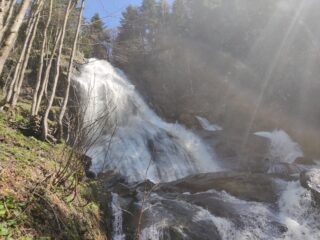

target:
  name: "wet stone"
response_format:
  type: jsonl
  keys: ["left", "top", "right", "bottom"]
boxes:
{"left": 300, "top": 169, "right": 320, "bottom": 206}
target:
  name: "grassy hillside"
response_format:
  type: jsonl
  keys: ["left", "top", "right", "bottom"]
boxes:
{"left": 0, "top": 96, "right": 106, "bottom": 240}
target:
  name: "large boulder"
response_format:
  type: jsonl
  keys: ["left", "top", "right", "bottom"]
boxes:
{"left": 159, "top": 172, "right": 285, "bottom": 203}
{"left": 207, "top": 132, "right": 271, "bottom": 172}
{"left": 300, "top": 169, "right": 320, "bottom": 206}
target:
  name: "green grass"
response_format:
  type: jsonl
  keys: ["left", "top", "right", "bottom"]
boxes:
{"left": 0, "top": 94, "right": 106, "bottom": 239}
{"left": 0, "top": 196, "right": 27, "bottom": 239}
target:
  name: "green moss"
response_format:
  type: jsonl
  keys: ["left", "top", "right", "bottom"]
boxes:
{"left": 15, "top": 114, "right": 27, "bottom": 125}
{"left": 85, "top": 202, "right": 100, "bottom": 217}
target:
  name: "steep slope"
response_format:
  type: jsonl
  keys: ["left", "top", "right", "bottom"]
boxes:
{"left": 0, "top": 97, "right": 106, "bottom": 240}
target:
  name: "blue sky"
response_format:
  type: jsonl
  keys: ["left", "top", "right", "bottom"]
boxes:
{"left": 84, "top": 0, "right": 173, "bottom": 28}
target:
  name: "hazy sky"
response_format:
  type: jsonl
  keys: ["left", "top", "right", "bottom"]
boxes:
{"left": 84, "top": 0, "right": 173, "bottom": 28}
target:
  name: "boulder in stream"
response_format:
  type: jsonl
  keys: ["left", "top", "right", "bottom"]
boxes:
{"left": 300, "top": 169, "right": 320, "bottom": 206}
{"left": 159, "top": 171, "right": 285, "bottom": 203}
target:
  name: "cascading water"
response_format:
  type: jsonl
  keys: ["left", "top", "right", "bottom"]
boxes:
{"left": 254, "top": 130, "right": 304, "bottom": 164}
{"left": 255, "top": 130, "right": 306, "bottom": 174}
{"left": 111, "top": 193, "right": 125, "bottom": 240}
{"left": 75, "top": 60, "right": 320, "bottom": 240}
{"left": 196, "top": 116, "right": 223, "bottom": 132}
{"left": 75, "top": 59, "right": 221, "bottom": 183}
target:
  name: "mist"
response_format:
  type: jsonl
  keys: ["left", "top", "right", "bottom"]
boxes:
{"left": 114, "top": 0, "right": 320, "bottom": 158}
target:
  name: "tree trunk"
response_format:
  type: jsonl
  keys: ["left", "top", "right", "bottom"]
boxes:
{"left": 10, "top": 0, "right": 43, "bottom": 107}
{"left": 57, "top": 0, "right": 85, "bottom": 141}
{"left": 31, "top": 0, "right": 52, "bottom": 116}
{"left": 0, "top": 1, "right": 9, "bottom": 32}
{"left": 0, "top": 0, "right": 31, "bottom": 77}
{"left": 4, "top": 2, "right": 37, "bottom": 104}
{"left": 0, "top": 0, "right": 16, "bottom": 43}
{"left": 2, "top": 64, "right": 14, "bottom": 94}
{"left": 34, "top": 29, "right": 62, "bottom": 116}
{"left": 41, "top": 0, "right": 74, "bottom": 141}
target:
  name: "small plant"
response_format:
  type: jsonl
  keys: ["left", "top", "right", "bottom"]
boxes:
{"left": 15, "top": 114, "right": 26, "bottom": 125}
{"left": 0, "top": 112, "right": 6, "bottom": 124}
{"left": 0, "top": 196, "right": 25, "bottom": 238}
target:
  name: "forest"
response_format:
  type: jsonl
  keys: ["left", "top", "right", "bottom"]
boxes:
{"left": 0, "top": 0, "right": 320, "bottom": 239}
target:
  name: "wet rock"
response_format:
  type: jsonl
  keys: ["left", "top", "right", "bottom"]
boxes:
{"left": 300, "top": 169, "right": 320, "bottom": 205}
{"left": 82, "top": 155, "right": 93, "bottom": 177}
{"left": 268, "top": 162, "right": 307, "bottom": 177}
{"left": 159, "top": 172, "right": 285, "bottom": 203}
{"left": 294, "top": 157, "right": 315, "bottom": 165}
{"left": 97, "top": 171, "right": 126, "bottom": 189}
{"left": 209, "top": 133, "right": 270, "bottom": 172}
{"left": 178, "top": 113, "right": 197, "bottom": 128}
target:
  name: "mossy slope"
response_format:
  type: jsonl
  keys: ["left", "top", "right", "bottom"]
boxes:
{"left": 0, "top": 104, "right": 106, "bottom": 240}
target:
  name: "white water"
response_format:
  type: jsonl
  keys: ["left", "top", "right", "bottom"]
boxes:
{"left": 140, "top": 224, "right": 165, "bottom": 240}
{"left": 255, "top": 130, "right": 303, "bottom": 164}
{"left": 139, "top": 190, "right": 280, "bottom": 240}
{"left": 278, "top": 182, "right": 320, "bottom": 240}
{"left": 196, "top": 116, "right": 223, "bottom": 132}
{"left": 111, "top": 193, "right": 125, "bottom": 240}
{"left": 75, "top": 59, "right": 221, "bottom": 182}
{"left": 138, "top": 185, "right": 320, "bottom": 240}
{"left": 75, "top": 60, "right": 319, "bottom": 240}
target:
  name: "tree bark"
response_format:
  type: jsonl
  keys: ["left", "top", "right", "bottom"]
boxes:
{"left": 0, "top": 0, "right": 16, "bottom": 43}
{"left": 34, "top": 29, "right": 62, "bottom": 116}
{"left": 41, "top": 0, "right": 74, "bottom": 141}
{"left": 0, "top": 1, "right": 9, "bottom": 32}
{"left": 31, "top": 0, "right": 53, "bottom": 116}
{"left": 10, "top": 0, "right": 43, "bottom": 107}
{"left": 4, "top": 2, "right": 37, "bottom": 104}
{"left": 0, "top": 0, "right": 31, "bottom": 77}
{"left": 57, "top": 0, "right": 85, "bottom": 141}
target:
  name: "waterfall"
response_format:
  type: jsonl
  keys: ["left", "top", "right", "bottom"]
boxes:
{"left": 278, "top": 181, "right": 320, "bottom": 240}
{"left": 196, "top": 116, "right": 223, "bottom": 132}
{"left": 255, "top": 130, "right": 303, "bottom": 163}
{"left": 74, "top": 60, "right": 320, "bottom": 240}
{"left": 111, "top": 193, "right": 125, "bottom": 240}
{"left": 75, "top": 59, "right": 221, "bottom": 183}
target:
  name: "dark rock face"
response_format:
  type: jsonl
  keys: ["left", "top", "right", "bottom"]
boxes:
{"left": 300, "top": 169, "right": 320, "bottom": 206}
{"left": 101, "top": 171, "right": 289, "bottom": 239}
{"left": 201, "top": 131, "right": 271, "bottom": 173}
{"left": 158, "top": 172, "right": 285, "bottom": 203}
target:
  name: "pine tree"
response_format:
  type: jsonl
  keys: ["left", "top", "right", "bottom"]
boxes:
{"left": 114, "top": 5, "right": 141, "bottom": 66}
{"left": 157, "top": 0, "right": 170, "bottom": 25}
{"left": 171, "top": 0, "right": 189, "bottom": 35}
{"left": 90, "top": 13, "right": 110, "bottom": 59}
{"left": 141, "top": 0, "right": 157, "bottom": 50}
{"left": 80, "top": 13, "right": 110, "bottom": 59}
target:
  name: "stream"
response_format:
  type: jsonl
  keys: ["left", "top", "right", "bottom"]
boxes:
{"left": 74, "top": 60, "right": 320, "bottom": 240}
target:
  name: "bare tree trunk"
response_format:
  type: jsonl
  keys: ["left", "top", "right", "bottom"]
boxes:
{"left": 0, "top": 0, "right": 31, "bottom": 77}
{"left": 41, "top": 0, "right": 74, "bottom": 141}
{"left": 57, "top": 0, "right": 85, "bottom": 141}
{"left": 0, "top": 0, "right": 16, "bottom": 43}
{"left": 34, "top": 29, "right": 62, "bottom": 116}
{"left": 0, "top": 1, "right": 8, "bottom": 33}
{"left": 43, "top": 27, "right": 54, "bottom": 99}
{"left": 4, "top": 3, "right": 37, "bottom": 104}
{"left": 31, "top": 0, "right": 52, "bottom": 116}
{"left": 2, "top": 63, "right": 13, "bottom": 94}
{"left": 10, "top": 0, "right": 43, "bottom": 107}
